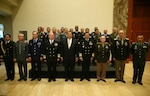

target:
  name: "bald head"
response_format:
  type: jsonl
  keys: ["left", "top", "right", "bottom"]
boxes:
{"left": 100, "top": 36, "right": 106, "bottom": 43}
{"left": 48, "top": 32, "right": 55, "bottom": 40}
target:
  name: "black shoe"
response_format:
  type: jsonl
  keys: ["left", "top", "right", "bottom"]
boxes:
{"left": 86, "top": 78, "right": 90, "bottom": 81}
{"left": 102, "top": 79, "right": 106, "bottom": 82}
{"left": 132, "top": 81, "right": 136, "bottom": 84}
{"left": 53, "top": 79, "right": 56, "bottom": 82}
{"left": 71, "top": 79, "right": 74, "bottom": 82}
{"left": 48, "top": 79, "right": 51, "bottom": 82}
{"left": 10, "top": 78, "right": 14, "bottom": 81}
{"left": 24, "top": 78, "right": 27, "bottom": 81}
{"left": 38, "top": 78, "right": 41, "bottom": 81}
{"left": 138, "top": 82, "right": 143, "bottom": 85}
{"left": 65, "top": 79, "right": 68, "bottom": 82}
{"left": 18, "top": 78, "right": 22, "bottom": 81}
{"left": 5, "top": 78, "right": 9, "bottom": 81}
{"left": 114, "top": 79, "right": 120, "bottom": 82}
{"left": 31, "top": 78, "right": 36, "bottom": 81}
{"left": 97, "top": 79, "right": 100, "bottom": 82}
{"left": 121, "top": 80, "right": 126, "bottom": 83}
{"left": 80, "top": 78, "right": 84, "bottom": 81}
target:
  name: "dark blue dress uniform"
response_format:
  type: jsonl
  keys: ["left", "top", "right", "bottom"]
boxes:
{"left": 44, "top": 40, "right": 60, "bottom": 81}
{"left": 28, "top": 38, "right": 44, "bottom": 80}
{"left": 2, "top": 40, "right": 15, "bottom": 80}
{"left": 130, "top": 42, "right": 149, "bottom": 84}
{"left": 79, "top": 38, "right": 94, "bottom": 81}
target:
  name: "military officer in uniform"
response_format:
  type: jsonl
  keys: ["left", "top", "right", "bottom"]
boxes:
{"left": 38, "top": 27, "right": 48, "bottom": 43}
{"left": 95, "top": 36, "right": 111, "bottom": 82}
{"left": 28, "top": 31, "right": 44, "bottom": 81}
{"left": 2, "top": 34, "right": 14, "bottom": 81}
{"left": 72, "top": 25, "right": 82, "bottom": 40}
{"left": 79, "top": 32, "right": 94, "bottom": 81}
{"left": 112, "top": 30, "right": 130, "bottom": 83}
{"left": 130, "top": 35, "right": 149, "bottom": 85}
{"left": 44, "top": 32, "right": 60, "bottom": 82}
{"left": 13, "top": 33, "right": 28, "bottom": 81}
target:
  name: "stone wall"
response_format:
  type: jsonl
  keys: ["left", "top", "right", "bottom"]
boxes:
{"left": 113, "top": 0, "right": 128, "bottom": 34}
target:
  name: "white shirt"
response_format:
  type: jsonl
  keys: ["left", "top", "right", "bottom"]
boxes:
{"left": 49, "top": 39, "right": 54, "bottom": 44}
{"left": 67, "top": 38, "right": 72, "bottom": 49}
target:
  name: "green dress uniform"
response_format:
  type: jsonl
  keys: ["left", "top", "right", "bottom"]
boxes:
{"left": 95, "top": 42, "right": 110, "bottom": 81}
{"left": 130, "top": 42, "right": 149, "bottom": 84}
{"left": 112, "top": 37, "right": 130, "bottom": 82}
{"left": 13, "top": 41, "right": 28, "bottom": 81}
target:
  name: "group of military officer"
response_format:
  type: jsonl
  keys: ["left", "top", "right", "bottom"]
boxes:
{"left": 0, "top": 26, "right": 149, "bottom": 85}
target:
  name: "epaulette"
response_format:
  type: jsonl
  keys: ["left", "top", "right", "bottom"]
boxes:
{"left": 125, "top": 38, "right": 129, "bottom": 40}
{"left": 132, "top": 42, "right": 136, "bottom": 44}
{"left": 144, "top": 42, "right": 149, "bottom": 45}
{"left": 114, "top": 38, "right": 117, "bottom": 40}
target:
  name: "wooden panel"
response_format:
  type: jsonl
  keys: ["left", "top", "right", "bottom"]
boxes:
{"left": 127, "top": 0, "right": 150, "bottom": 60}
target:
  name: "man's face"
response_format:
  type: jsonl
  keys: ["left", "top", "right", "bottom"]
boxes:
{"left": 113, "top": 28, "right": 118, "bottom": 33}
{"left": 95, "top": 29, "right": 99, "bottom": 34}
{"left": 81, "top": 28, "right": 84, "bottom": 33}
{"left": 5, "top": 35, "right": 11, "bottom": 41}
{"left": 119, "top": 31, "right": 124, "bottom": 38}
{"left": 33, "top": 32, "right": 38, "bottom": 39}
{"left": 104, "top": 30, "right": 107, "bottom": 34}
{"left": 47, "top": 27, "right": 51, "bottom": 33}
{"left": 67, "top": 32, "right": 72, "bottom": 39}
{"left": 75, "top": 26, "right": 79, "bottom": 31}
{"left": 84, "top": 33, "right": 90, "bottom": 39}
{"left": 49, "top": 33, "right": 54, "bottom": 40}
{"left": 100, "top": 36, "right": 106, "bottom": 43}
{"left": 52, "top": 28, "right": 57, "bottom": 34}
{"left": 18, "top": 34, "right": 24, "bottom": 41}
{"left": 137, "top": 35, "right": 144, "bottom": 42}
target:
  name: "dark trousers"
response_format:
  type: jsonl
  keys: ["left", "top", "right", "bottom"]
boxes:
{"left": 17, "top": 60, "right": 27, "bottom": 79}
{"left": 64, "top": 58, "right": 75, "bottom": 79}
{"left": 133, "top": 61, "right": 146, "bottom": 83}
{"left": 81, "top": 59, "right": 90, "bottom": 79}
{"left": 31, "top": 61, "right": 41, "bottom": 78}
{"left": 47, "top": 60, "right": 57, "bottom": 79}
{"left": 4, "top": 60, "right": 15, "bottom": 79}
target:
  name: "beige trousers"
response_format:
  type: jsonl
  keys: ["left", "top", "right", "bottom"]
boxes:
{"left": 115, "top": 60, "right": 126, "bottom": 80}
{"left": 96, "top": 63, "right": 107, "bottom": 80}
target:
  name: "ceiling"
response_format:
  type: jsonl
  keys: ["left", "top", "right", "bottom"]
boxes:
{"left": 0, "top": 0, "right": 21, "bottom": 16}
